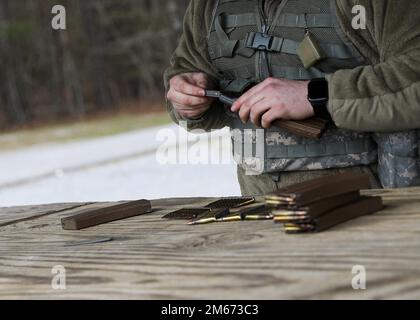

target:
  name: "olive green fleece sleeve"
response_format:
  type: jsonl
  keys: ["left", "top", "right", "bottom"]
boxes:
{"left": 328, "top": 0, "right": 420, "bottom": 133}
{"left": 163, "top": 0, "right": 232, "bottom": 132}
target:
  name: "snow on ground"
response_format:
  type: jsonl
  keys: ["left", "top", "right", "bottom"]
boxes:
{"left": 0, "top": 124, "right": 240, "bottom": 207}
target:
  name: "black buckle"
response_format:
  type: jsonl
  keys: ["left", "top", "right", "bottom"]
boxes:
{"left": 245, "top": 32, "right": 273, "bottom": 50}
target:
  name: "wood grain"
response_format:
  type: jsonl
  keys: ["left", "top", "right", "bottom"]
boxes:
{"left": 0, "top": 203, "right": 91, "bottom": 227}
{"left": 0, "top": 190, "right": 420, "bottom": 299}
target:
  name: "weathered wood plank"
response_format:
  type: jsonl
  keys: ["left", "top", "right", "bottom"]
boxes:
{"left": 0, "top": 190, "right": 420, "bottom": 299}
{"left": 0, "top": 203, "right": 91, "bottom": 227}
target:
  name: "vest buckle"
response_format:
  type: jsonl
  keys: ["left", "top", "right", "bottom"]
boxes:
{"left": 245, "top": 32, "right": 273, "bottom": 51}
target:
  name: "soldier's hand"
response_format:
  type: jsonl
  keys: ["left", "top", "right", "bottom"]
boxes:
{"left": 167, "top": 72, "right": 214, "bottom": 119}
{"left": 231, "top": 77, "right": 315, "bottom": 128}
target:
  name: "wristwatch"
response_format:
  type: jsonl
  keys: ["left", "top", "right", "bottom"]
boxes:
{"left": 307, "top": 78, "right": 329, "bottom": 117}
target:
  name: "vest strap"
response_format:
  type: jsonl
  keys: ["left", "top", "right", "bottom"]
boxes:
{"left": 269, "top": 65, "right": 325, "bottom": 80}
{"left": 276, "top": 13, "right": 333, "bottom": 28}
{"left": 214, "top": 12, "right": 334, "bottom": 30}
{"left": 210, "top": 31, "right": 356, "bottom": 60}
{"left": 246, "top": 32, "right": 355, "bottom": 59}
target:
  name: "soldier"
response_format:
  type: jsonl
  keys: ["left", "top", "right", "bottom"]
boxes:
{"left": 165, "top": 0, "right": 420, "bottom": 195}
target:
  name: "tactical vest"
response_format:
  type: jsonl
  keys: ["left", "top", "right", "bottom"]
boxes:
{"left": 206, "top": 0, "right": 378, "bottom": 175}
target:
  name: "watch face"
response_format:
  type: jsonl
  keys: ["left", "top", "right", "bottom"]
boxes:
{"left": 309, "top": 79, "right": 329, "bottom": 101}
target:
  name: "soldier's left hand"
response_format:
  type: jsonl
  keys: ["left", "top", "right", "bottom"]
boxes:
{"left": 231, "top": 77, "right": 315, "bottom": 128}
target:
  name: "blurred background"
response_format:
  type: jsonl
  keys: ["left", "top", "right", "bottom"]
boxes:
{"left": 0, "top": 0, "right": 239, "bottom": 207}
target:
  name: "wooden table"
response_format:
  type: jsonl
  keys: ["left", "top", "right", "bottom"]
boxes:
{"left": 1, "top": 188, "right": 420, "bottom": 300}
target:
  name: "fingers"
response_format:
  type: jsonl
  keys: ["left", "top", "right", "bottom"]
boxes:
{"left": 231, "top": 82, "right": 264, "bottom": 112}
{"left": 167, "top": 89, "right": 210, "bottom": 107}
{"left": 167, "top": 73, "right": 213, "bottom": 119}
{"left": 170, "top": 76, "right": 206, "bottom": 97}
{"left": 167, "top": 73, "right": 212, "bottom": 107}
{"left": 261, "top": 108, "right": 284, "bottom": 129}
{"left": 227, "top": 77, "right": 313, "bottom": 126}
{"left": 238, "top": 96, "right": 265, "bottom": 123}
{"left": 191, "top": 73, "right": 210, "bottom": 89}
{"left": 249, "top": 102, "right": 272, "bottom": 127}
{"left": 237, "top": 88, "right": 268, "bottom": 123}
{"left": 231, "top": 77, "right": 277, "bottom": 112}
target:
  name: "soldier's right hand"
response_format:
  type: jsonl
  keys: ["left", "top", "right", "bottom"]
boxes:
{"left": 167, "top": 73, "right": 214, "bottom": 119}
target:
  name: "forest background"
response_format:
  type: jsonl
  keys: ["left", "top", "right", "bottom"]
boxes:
{"left": 0, "top": 0, "right": 189, "bottom": 130}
